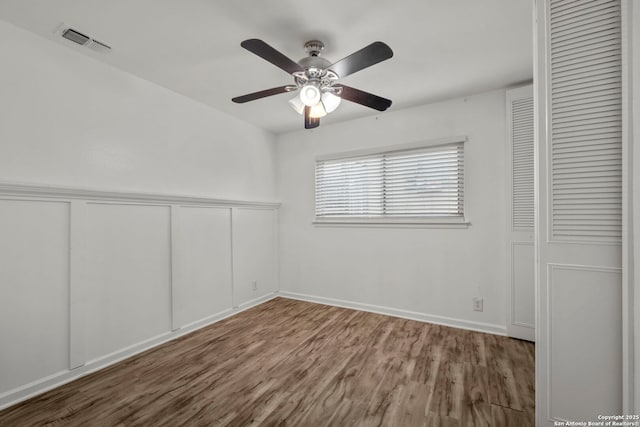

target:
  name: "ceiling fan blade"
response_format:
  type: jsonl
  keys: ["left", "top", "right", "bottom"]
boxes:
{"left": 336, "top": 85, "right": 392, "bottom": 111}
{"left": 232, "top": 85, "right": 292, "bottom": 103}
{"left": 304, "top": 106, "right": 320, "bottom": 129}
{"left": 328, "top": 42, "right": 393, "bottom": 78}
{"left": 241, "top": 39, "right": 304, "bottom": 75}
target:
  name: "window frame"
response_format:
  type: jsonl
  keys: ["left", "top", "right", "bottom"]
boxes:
{"left": 313, "top": 136, "right": 470, "bottom": 228}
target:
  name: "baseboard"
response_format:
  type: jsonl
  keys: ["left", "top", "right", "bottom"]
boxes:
{"left": 277, "top": 291, "right": 507, "bottom": 336}
{"left": 0, "top": 292, "right": 278, "bottom": 411}
{"left": 237, "top": 292, "right": 277, "bottom": 310}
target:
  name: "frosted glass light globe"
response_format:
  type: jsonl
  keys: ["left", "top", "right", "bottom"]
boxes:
{"left": 300, "top": 84, "right": 321, "bottom": 106}
{"left": 321, "top": 92, "right": 341, "bottom": 113}
{"left": 288, "top": 96, "right": 305, "bottom": 115}
{"left": 309, "top": 102, "right": 327, "bottom": 118}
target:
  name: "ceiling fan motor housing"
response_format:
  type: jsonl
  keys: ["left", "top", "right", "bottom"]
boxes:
{"left": 298, "top": 55, "right": 331, "bottom": 73}
{"left": 297, "top": 42, "right": 338, "bottom": 94}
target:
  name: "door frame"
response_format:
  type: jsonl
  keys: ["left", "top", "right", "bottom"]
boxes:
{"left": 621, "top": 0, "right": 636, "bottom": 414}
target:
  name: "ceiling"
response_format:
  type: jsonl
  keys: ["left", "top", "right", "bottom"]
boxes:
{"left": 0, "top": 0, "right": 533, "bottom": 134}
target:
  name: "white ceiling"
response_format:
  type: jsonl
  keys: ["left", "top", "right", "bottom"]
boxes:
{"left": 0, "top": 0, "right": 533, "bottom": 134}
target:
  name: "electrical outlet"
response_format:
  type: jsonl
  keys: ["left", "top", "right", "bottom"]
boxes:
{"left": 252, "top": 281, "right": 257, "bottom": 291}
{"left": 473, "top": 297, "right": 483, "bottom": 312}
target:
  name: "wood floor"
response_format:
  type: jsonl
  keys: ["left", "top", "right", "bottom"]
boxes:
{"left": 0, "top": 298, "right": 535, "bottom": 426}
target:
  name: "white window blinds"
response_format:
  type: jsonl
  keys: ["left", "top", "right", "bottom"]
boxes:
{"left": 315, "top": 142, "right": 464, "bottom": 218}
{"left": 549, "top": 0, "right": 622, "bottom": 241}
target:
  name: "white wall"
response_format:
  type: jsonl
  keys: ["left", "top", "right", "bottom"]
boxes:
{"left": 276, "top": 89, "right": 508, "bottom": 332}
{"left": 0, "top": 19, "right": 276, "bottom": 201}
{"left": 0, "top": 19, "right": 280, "bottom": 409}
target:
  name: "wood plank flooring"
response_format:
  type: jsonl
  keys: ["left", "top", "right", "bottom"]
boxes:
{"left": 0, "top": 298, "right": 535, "bottom": 426}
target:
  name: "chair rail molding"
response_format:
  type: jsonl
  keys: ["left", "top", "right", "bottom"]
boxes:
{"left": 0, "top": 181, "right": 280, "bottom": 208}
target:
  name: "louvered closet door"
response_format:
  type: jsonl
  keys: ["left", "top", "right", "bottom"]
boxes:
{"left": 536, "top": 0, "right": 623, "bottom": 425}
{"left": 506, "top": 85, "right": 535, "bottom": 342}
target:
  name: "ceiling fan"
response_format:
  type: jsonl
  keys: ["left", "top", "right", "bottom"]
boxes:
{"left": 232, "top": 39, "right": 393, "bottom": 129}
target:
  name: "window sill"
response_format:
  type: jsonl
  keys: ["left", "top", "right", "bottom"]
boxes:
{"left": 312, "top": 217, "right": 471, "bottom": 229}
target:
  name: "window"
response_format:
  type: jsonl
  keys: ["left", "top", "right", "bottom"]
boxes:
{"left": 314, "top": 138, "right": 467, "bottom": 227}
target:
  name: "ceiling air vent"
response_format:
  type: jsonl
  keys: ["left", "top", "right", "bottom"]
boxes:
{"left": 61, "top": 28, "right": 89, "bottom": 45}
{"left": 57, "top": 24, "right": 111, "bottom": 54}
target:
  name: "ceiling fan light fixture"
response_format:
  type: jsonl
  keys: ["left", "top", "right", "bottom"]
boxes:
{"left": 309, "top": 102, "right": 327, "bottom": 118}
{"left": 321, "top": 92, "right": 341, "bottom": 113}
{"left": 288, "top": 96, "right": 305, "bottom": 115}
{"left": 232, "top": 38, "right": 393, "bottom": 129}
{"left": 300, "top": 83, "right": 321, "bottom": 106}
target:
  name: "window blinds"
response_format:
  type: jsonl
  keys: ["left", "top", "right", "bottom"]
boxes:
{"left": 315, "top": 142, "right": 464, "bottom": 218}
{"left": 549, "top": 0, "right": 622, "bottom": 240}
{"left": 512, "top": 97, "right": 535, "bottom": 230}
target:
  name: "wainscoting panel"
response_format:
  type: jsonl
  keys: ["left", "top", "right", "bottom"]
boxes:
{"left": 511, "top": 242, "right": 535, "bottom": 329}
{"left": 0, "top": 200, "right": 70, "bottom": 394}
{"left": 232, "top": 208, "right": 278, "bottom": 307}
{"left": 0, "top": 183, "right": 279, "bottom": 409}
{"left": 84, "top": 203, "right": 173, "bottom": 362}
{"left": 549, "top": 264, "right": 622, "bottom": 421}
{"left": 172, "top": 206, "right": 233, "bottom": 329}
